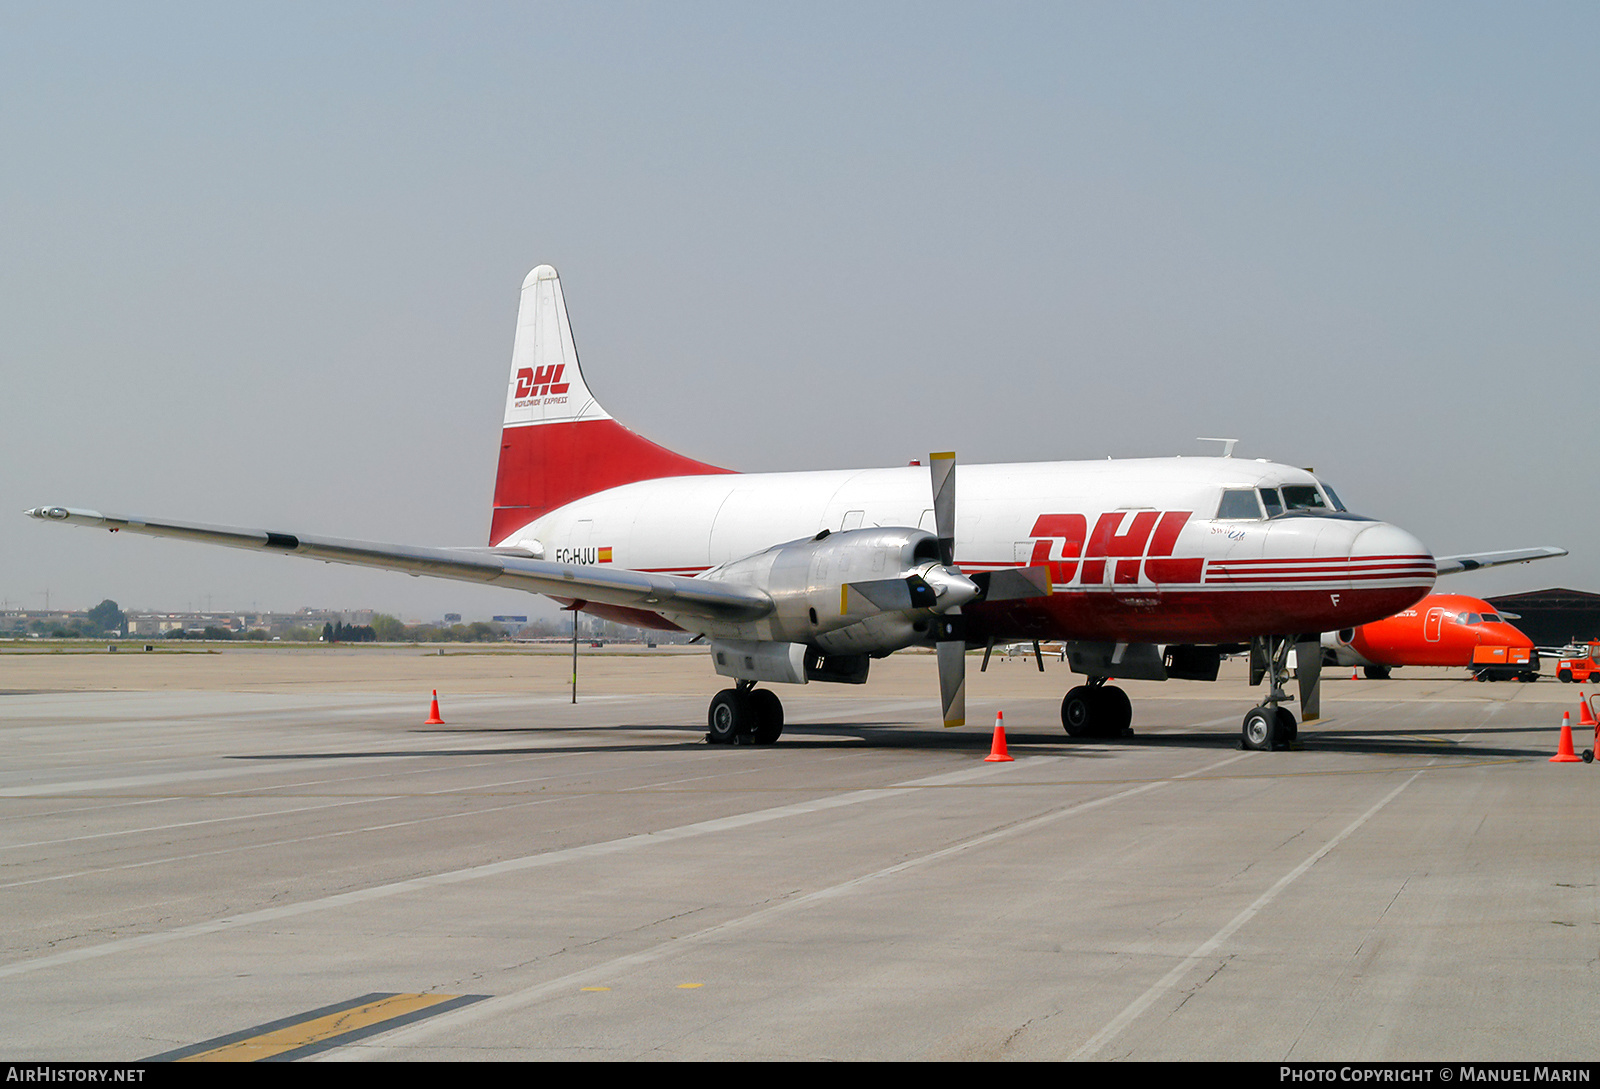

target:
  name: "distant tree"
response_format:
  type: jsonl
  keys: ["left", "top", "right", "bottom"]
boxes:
{"left": 202, "top": 626, "right": 234, "bottom": 640}
{"left": 321, "top": 622, "right": 334, "bottom": 643}
{"left": 86, "top": 599, "right": 124, "bottom": 635}
{"left": 372, "top": 614, "right": 405, "bottom": 642}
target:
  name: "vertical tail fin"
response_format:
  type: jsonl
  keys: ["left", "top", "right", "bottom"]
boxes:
{"left": 489, "top": 266, "right": 732, "bottom": 545}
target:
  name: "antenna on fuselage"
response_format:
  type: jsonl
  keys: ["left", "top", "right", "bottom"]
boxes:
{"left": 1197, "top": 437, "right": 1240, "bottom": 457}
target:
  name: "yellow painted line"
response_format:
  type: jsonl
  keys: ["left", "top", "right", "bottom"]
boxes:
{"left": 177, "top": 992, "right": 465, "bottom": 1062}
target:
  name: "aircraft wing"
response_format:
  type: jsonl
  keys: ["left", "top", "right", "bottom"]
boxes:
{"left": 23, "top": 506, "right": 773, "bottom": 622}
{"left": 1435, "top": 546, "right": 1567, "bottom": 576}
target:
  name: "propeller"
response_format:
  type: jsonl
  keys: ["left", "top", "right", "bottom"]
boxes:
{"left": 841, "top": 452, "right": 1050, "bottom": 728}
{"left": 928, "top": 453, "right": 968, "bottom": 726}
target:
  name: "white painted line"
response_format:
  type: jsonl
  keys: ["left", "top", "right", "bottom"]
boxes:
{"left": 1068, "top": 769, "right": 1425, "bottom": 1060}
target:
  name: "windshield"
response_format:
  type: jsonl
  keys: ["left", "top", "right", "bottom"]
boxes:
{"left": 1281, "top": 485, "right": 1328, "bottom": 512}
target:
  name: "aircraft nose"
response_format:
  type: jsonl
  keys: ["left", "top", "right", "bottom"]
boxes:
{"left": 1350, "top": 522, "right": 1437, "bottom": 589}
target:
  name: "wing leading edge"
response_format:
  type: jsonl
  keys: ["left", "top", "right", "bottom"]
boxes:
{"left": 23, "top": 506, "right": 772, "bottom": 623}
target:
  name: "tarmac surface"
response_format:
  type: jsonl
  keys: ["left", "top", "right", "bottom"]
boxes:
{"left": 1, "top": 644, "right": 1596, "bottom": 1061}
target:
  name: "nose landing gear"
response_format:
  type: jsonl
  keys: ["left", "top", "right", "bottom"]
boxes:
{"left": 1241, "top": 635, "right": 1303, "bottom": 751}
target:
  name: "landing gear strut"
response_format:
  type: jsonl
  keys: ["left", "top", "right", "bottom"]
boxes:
{"left": 1060, "top": 678, "right": 1133, "bottom": 738}
{"left": 1242, "top": 635, "right": 1299, "bottom": 751}
{"left": 707, "top": 682, "right": 784, "bottom": 745}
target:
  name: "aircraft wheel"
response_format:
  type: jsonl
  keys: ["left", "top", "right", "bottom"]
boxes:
{"left": 1241, "top": 706, "right": 1276, "bottom": 751}
{"left": 1364, "top": 666, "right": 1391, "bottom": 680}
{"left": 749, "top": 688, "right": 784, "bottom": 745}
{"left": 1061, "top": 687, "right": 1093, "bottom": 737}
{"left": 1100, "top": 686, "right": 1134, "bottom": 736}
{"left": 1275, "top": 706, "right": 1297, "bottom": 745}
{"left": 707, "top": 689, "right": 746, "bottom": 744}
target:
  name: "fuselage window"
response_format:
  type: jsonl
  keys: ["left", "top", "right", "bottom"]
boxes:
{"left": 1217, "top": 490, "right": 1263, "bottom": 519}
{"left": 1258, "top": 488, "right": 1283, "bottom": 517}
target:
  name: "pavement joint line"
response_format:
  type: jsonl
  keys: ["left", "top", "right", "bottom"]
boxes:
{"left": 1067, "top": 767, "right": 1429, "bottom": 1061}
{"left": 0, "top": 756, "right": 1054, "bottom": 978}
{"left": 0, "top": 750, "right": 1257, "bottom": 982}
{"left": 0, "top": 754, "right": 1528, "bottom": 808}
{"left": 329, "top": 752, "right": 1257, "bottom": 1058}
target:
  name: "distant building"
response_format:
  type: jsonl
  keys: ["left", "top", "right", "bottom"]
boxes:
{"left": 1484, "top": 588, "right": 1600, "bottom": 647}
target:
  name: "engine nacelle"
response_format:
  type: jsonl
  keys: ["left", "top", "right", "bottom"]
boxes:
{"left": 699, "top": 527, "right": 946, "bottom": 657}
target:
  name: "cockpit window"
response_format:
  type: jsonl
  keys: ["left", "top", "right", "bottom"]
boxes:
{"left": 1482, "top": 613, "right": 1502, "bottom": 623}
{"left": 1281, "top": 485, "right": 1328, "bottom": 512}
{"left": 1321, "top": 484, "right": 1348, "bottom": 512}
{"left": 1457, "top": 612, "right": 1483, "bottom": 625}
{"left": 1217, "top": 489, "right": 1262, "bottom": 519}
{"left": 1258, "top": 488, "right": 1283, "bottom": 517}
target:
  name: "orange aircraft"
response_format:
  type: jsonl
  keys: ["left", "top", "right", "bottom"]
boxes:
{"left": 1322, "top": 593, "right": 1540, "bottom": 681}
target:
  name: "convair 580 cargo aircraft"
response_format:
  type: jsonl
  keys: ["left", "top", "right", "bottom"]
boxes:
{"left": 33, "top": 264, "right": 1498, "bottom": 751}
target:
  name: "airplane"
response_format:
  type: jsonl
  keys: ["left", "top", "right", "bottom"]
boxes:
{"left": 27, "top": 264, "right": 1554, "bottom": 752}
{"left": 1323, "top": 591, "right": 1544, "bottom": 682}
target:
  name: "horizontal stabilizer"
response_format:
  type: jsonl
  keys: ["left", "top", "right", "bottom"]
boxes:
{"left": 1436, "top": 546, "right": 1567, "bottom": 575}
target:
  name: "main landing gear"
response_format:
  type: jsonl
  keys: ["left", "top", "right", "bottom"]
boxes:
{"left": 706, "top": 681, "right": 784, "bottom": 745}
{"left": 1060, "top": 679, "right": 1134, "bottom": 738}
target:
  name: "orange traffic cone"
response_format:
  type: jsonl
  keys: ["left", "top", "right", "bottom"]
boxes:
{"left": 1579, "top": 694, "right": 1596, "bottom": 729}
{"left": 1551, "top": 711, "right": 1582, "bottom": 763}
{"left": 1351, "top": 668, "right": 1359, "bottom": 681}
{"left": 985, "top": 711, "right": 1013, "bottom": 762}
{"left": 425, "top": 689, "right": 445, "bottom": 725}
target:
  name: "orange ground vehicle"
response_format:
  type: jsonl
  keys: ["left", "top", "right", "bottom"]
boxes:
{"left": 1556, "top": 642, "right": 1600, "bottom": 684}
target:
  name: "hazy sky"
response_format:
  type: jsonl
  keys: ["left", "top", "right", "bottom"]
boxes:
{"left": 3, "top": 2, "right": 1594, "bottom": 621}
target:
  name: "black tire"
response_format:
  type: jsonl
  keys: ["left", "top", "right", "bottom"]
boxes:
{"left": 1241, "top": 706, "right": 1275, "bottom": 751}
{"left": 1584, "top": 750, "right": 1594, "bottom": 764}
{"left": 1559, "top": 669, "right": 1573, "bottom": 683}
{"left": 1061, "top": 686, "right": 1093, "bottom": 736}
{"left": 1274, "top": 706, "right": 1297, "bottom": 745}
{"left": 1100, "top": 686, "right": 1134, "bottom": 736}
{"left": 749, "top": 688, "right": 783, "bottom": 745}
{"left": 707, "top": 689, "right": 745, "bottom": 744}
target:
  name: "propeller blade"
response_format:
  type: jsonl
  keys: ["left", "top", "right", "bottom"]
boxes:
{"left": 971, "top": 565, "right": 1053, "bottom": 602}
{"left": 937, "top": 635, "right": 967, "bottom": 728}
{"left": 935, "top": 612, "right": 966, "bottom": 727}
{"left": 929, "top": 451, "right": 956, "bottom": 566}
{"left": 1295, "top": 636, "right": 1322, "bottom": 722}
{"left": 842, "top": 575, "right": 937, "bottom": 615}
